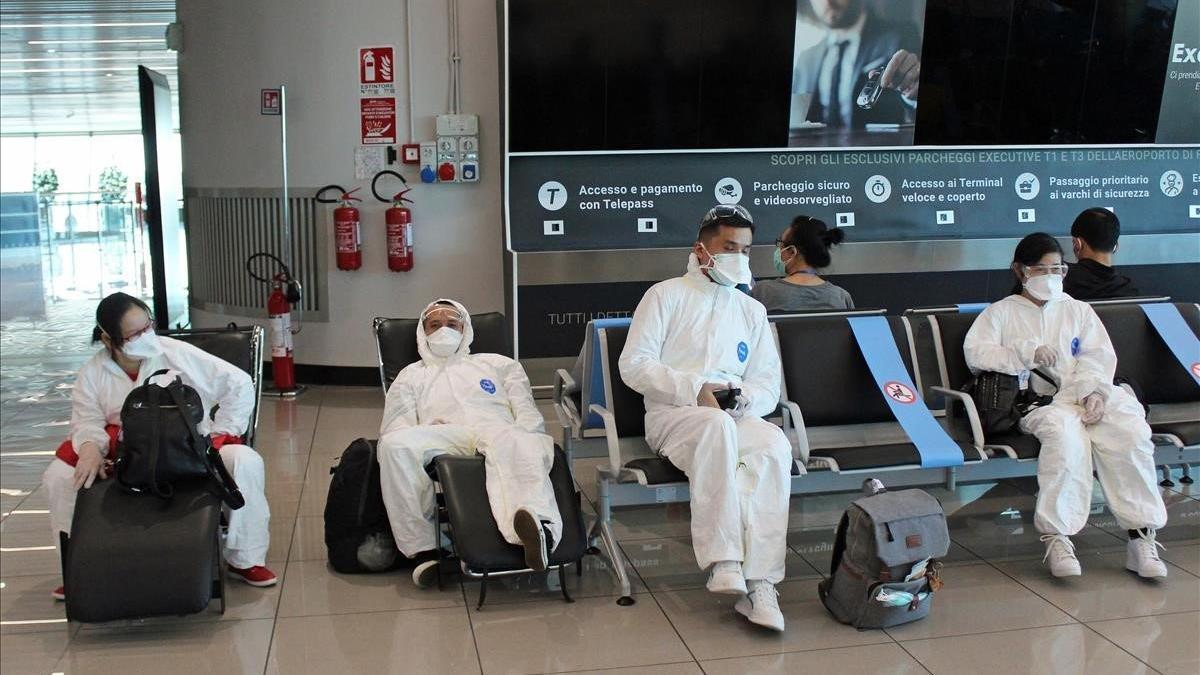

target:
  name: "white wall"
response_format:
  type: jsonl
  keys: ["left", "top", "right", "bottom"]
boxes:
{"left": 178, "top": 0, "right": 503, "bottom": 367}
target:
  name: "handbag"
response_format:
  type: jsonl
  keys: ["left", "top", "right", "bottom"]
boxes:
{"left": 116, "top": 369, "right": 245, "bottom": 509}
{"left": 961, "top": 368, "right": 1057, "bottom": 434}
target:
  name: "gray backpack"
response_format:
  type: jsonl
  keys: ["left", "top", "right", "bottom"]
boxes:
{"left": 818, "top": 482, "right": 949, "bottom": 629}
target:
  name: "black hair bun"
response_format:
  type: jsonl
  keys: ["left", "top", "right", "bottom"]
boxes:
{"left": 822, "top": 227, "right": 846, "bottom": 246}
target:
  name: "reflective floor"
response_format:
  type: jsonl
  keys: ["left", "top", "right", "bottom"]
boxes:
{"left": 2, "top": 362, "right": 1200, "bottom": 672}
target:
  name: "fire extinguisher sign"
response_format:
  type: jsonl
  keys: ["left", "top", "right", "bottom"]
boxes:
{"left": 359, "top": 46, "right": 396, "bottom": 96}
{"left": 361, "top": 97, "right": 397, "bottom": 145}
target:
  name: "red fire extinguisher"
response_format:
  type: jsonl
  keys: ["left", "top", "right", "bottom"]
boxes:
{"left": 373, "top": 170, "right": 413, "bottom": 272}
{"left": 317, "top": 185, "right": 363, "bottom": 271}
{"left": 247, "top": 252, "right": 303, "bottom": 392}
{"left": 386, "top": 189, "right": 414, "bottom": 272}
{"left": 267, "top": 274, "right": 296, "bottom": 390}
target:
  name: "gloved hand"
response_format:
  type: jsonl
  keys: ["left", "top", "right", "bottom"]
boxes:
{"left": 697, "top": 383, "right": 721, "bottom": 409}
{"left": 726, "top": 393, "right": 751, "bottom": 420}
{"left": 1081, "top": 393, "right": 1105, "bottom": 425}
{"left": 1033, "top": 345, "right": 1059, "bottom": 367}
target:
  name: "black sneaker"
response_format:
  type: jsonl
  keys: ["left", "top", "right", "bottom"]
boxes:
{"left": 412, "top": 559, "right": 440, "bottom": 588}
{"left": 513, "top": 507, "right": 548, "bottom": 572}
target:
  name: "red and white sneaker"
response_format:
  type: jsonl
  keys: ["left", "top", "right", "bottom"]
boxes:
{"left": 228, "top": 565, "right": 278, "bottom": 587}
{"left": 51, "top": 586, "right": 65, "bottom": 601}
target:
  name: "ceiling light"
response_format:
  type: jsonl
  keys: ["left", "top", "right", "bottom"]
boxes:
{"left": 1, "top": 54, "right": 176, "bottom": 63}
{"left": 2, "top": 21, "right": 169, "bottom": 29}
{"left": 0, "top": 66, "right": 177, "bottom": 74}
{"left": 28, "top": 38, "right": 162, "bottom": 45}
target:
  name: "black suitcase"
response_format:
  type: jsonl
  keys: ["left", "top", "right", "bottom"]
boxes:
{"left": 64, "top": 478, "right": 224, "bottom": 622}
{"left": 434, "top": 446, "right": 588, "bottom": 608}
{"left": 324, "top": 438, "right": 405, "bottom": 573}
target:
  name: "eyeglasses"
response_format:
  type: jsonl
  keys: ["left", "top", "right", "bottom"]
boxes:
{"left": 1025, "top": 264, "right": 1067, "bottom": 275}
{"left": 121, "top": 321, "right": 154, "bottom": 341}
{"left": 701, "top": 204, "right": 753, "bottom": 227}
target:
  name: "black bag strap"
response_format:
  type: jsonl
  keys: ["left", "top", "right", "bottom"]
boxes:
{"left": 1030, "top": 368, "right": 1059, "bottom": 393}
{"left": 163, "top": 377, "right": 246, "bottom": 510}
{"left": 828, "top": 511, "right": 851, "bottom": 577}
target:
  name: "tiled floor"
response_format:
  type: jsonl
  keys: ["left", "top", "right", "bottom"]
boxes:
{"left": 3, "top": 371, "right": 1200, "bottom": 673}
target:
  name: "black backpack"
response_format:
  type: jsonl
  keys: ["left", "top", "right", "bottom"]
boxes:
{"left": 116, "top": 369, "right": 245, "bottom": 509}
{"left": 961, "top": 369, "right": 1056, "bottom": 434}
{"left": 324, "top": 438, "right": 404, "bottom": 573}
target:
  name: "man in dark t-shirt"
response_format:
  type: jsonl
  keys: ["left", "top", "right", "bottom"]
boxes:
{"left": 1064, "top": 208, "right": 1139, "bottom": 300}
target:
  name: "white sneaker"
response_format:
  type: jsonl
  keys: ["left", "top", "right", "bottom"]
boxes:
{"left": 706, "top": 561, "right": 747, "bottom": 595}
{"left": 412, "top": 559, "right": 440, "bottom": 588}
{"left": 735, "top": 581, "right": 785, "bottom": 632}
{"left": 1041, "top": 534, "right": 1081, "bottom": 577}
{"left": 1125, "top": 531, "right": 1168, "bottom": 579}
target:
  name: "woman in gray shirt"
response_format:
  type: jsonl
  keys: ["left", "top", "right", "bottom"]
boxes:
{"left": 751, "top": 215, "right": 854, "bottom": 312}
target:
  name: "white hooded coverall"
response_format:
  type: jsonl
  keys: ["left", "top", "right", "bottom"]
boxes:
{"left": 619, "top": 257, "right": 793, "bottom": 583}
{"left": 964, "top": 293, "right": 1166, "bottom": 535}
{"left": 42, "top": 336, "right": 271, "bottom": 569}
{"left": 377, "top": 299, "right": 562, "bottom": 557}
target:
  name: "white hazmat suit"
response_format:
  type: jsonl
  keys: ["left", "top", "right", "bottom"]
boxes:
{"left": 42, "top": 336, "right": 270, "bottom": 569}
{"left": 964, "top": 293, "right": 1166, "bottom": 535}
{"left": 377, "top": 299, "right": 562, "bottom": 557}
{"left": 619, "top": 256, "right": 792, "bottom": 583}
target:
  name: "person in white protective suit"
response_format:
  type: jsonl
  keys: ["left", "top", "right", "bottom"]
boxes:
{"left": 619, "top": 204, "right": 793, "bottom": 632}
{"left": 377, "top": 299, "right": 563, "bottom": 588}
{"left": 42, "top": 292, "right": 275, "bottom": 601}
{"left": 964, "top": 233, "right": 1168, "bottom": 579}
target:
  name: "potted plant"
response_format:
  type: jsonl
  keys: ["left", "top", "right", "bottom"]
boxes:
{"left": 32, "top": 167, "right": 58, "bottom": 205}
{"left": 98, "top": 166, "right": 129, "bottom": 233}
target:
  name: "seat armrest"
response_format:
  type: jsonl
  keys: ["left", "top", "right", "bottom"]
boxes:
{"left": 930, "top": 386, "right": 984, "bottom": 449}
{"left": 781, "top": 400, "right": 810, "bottom": 462}
{"left": 589, "top": 403, "right": 625, "bottom": 475}
{"left": 553, "top": 368, "right": 576, "bottom": 404}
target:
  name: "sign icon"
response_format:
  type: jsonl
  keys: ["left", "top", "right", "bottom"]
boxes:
{"left": 1018, "top": 208, "right": 1035, "bottom": 223}
{"left": 714, "top": 177, "right": 742, "bottom": 205}
{"left": 538, "top": 181, "right": 568, "bottom": 211}
{"left": 1192, "top": 363, "right": 1200, "bottom": 379}
{"left": 864, "top": 175, "right": 891, "bottom": 203}
{"left": 637, "top": 217, "right": 658, "bottom": 233}
{"left": 1015, "top": 172, "right": 1040, "bottom": 200}
{"left": 836, "top": 212, "right": 855, "bottom": 227}
{"left": 883, "top": 381, "right": 916, "bottom": 404}
{"left": 360, "top": 47, "right": 394, "bottom": 84}
{"left": 1160, "top": 170, "right": 1184, "bottom": 197}
{"left": 543, "top": 220, "right": 564, "bottom": 235}
{"left": 359, "top": 97, "right": 397, "bottom": 145}
{"left": 936, "top": 210, "right": 955, "bottom": 225}
{"left": 1189, "top": 205, "right": 1200, "bottom": 219}
{"left": 260, "top": 89, "right": 281, "bottom": 116}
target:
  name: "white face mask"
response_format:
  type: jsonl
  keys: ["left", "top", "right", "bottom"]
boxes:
{"left": 426, "top": 326, "right": 463, "bottom": 358}
{"left": 699, "top": 245, "right": 752, "bottom": 287}
{"left": 121, "top": 330, "right": 164, "bottom": 361}
{"left": 1024, "top": 273, "right": 1064, "bottom": 302}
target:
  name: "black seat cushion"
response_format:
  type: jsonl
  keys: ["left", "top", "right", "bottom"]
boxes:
{"left": 811, "top": 442, "right": 977, "bottom": 471}
{"left": 985, "top": 431, "right": 1042, "bottom": 459}
{"left": 624, "top": 457, "right": 687, "bottom": 484}
{"left": 624, "top": 456, "right": 803, "bottom": 485}
{"left": 375, "top": 312, "right": 510, "bottom": 388}
{"left": 65, "top": 479, "right": 222, "bottom": 622}
{"left": 1152, "top": 421, "right": 1200, "bottom": 447}
{"left": 433, "top": 446, "right": 586, "bottom": 573}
